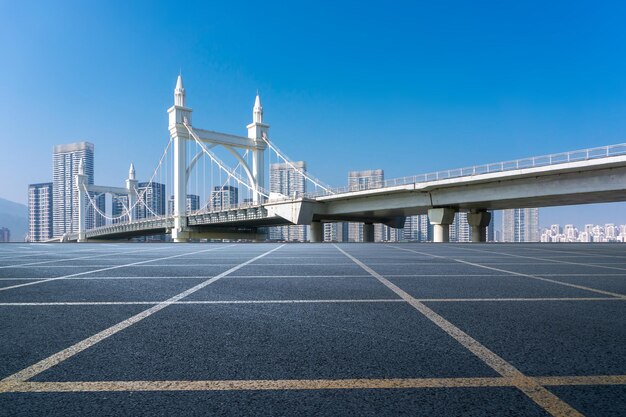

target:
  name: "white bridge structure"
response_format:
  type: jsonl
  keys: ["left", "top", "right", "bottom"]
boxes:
{"left": 65, "top": 75, "right": 626, "bottom": 243}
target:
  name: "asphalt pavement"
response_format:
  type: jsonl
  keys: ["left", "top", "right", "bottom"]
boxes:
{"left": 0, "top": 242, "right": 624, "bottom": 416}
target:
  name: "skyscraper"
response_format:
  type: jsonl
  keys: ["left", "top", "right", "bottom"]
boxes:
{"left": 211, "top": 185, "right": 239, "bottom": 211}
{"left": 347, "top": 169, "right": 384, "bottom": 242}
{"left": 501, "top": 208, "right": 539, "bottom": 242}
{"left": 324, "top": 222, "right": 349, "bottom": 242}
{"left": 269, "top": 161, "right": 307, "bottom": 241}
{"left": 450, "top": 212, "right": 471, "bottom": 242}
{"left": 136, "top": 182, "right": 166, "bottom": 219}
{"left": 168, "top": 194, "right": 200, "bottom": 215}
{"left": 348, "top": 169, "right": 384, "bottom": 191}
{"left": 53, "top": 142, "right": 95, "bottom": 236}
{"left": 28, "top": 182, "right": 53, "bottom": 242}
{"left": 112, "top": 194, "right": 130, "bottom": 224}
{"left": 93, "top": 194, "right": 106, "bottom": 228}
{"left": 486, "top": 210, "right": 496, "bottom": 242}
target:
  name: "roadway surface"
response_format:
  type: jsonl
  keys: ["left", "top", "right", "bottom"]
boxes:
{"left": 0, "top": 242, "right": 624, "bottom": 416}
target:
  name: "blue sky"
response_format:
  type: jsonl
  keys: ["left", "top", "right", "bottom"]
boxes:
{"left": 1, "top": 1, "right": 626, "bottom": 227}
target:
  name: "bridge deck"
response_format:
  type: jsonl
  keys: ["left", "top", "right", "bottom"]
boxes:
{"left": 0, "top": 243, "right": 624, "bottom": 416}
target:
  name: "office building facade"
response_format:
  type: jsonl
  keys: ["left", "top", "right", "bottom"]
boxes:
{"left": 28, "top": 182, "right": 54, "bottom": 242}
{"left": 269, "top": 161, "right": 307, "bottom": 241}
{"left": 136, "top": 182, "right": 166, "bottom": 219}
{"left": 211, "top": 185, "right": 239, "bottom": 211}
{"left": 168, "top": 194, "right": 200, "bottom": 215}
{"left": 347, "top": 169, "right": 384, "bottom": 242}
{"left": 502, "top": 208, "right": 539, "bottom": 242}
{"left": 52, "top": 142, "right": 96, "bottom": 236}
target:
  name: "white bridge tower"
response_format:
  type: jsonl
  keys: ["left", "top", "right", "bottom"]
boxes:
{"left": 168, "top": 75, "right": 268, "bottom": 242}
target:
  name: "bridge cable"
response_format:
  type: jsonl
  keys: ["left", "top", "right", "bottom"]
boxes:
{"left": 183, "top": 121, "right": 269, "bottom": 198}
{"left": 260, "top": 133, "right": 334, "bottom": 194}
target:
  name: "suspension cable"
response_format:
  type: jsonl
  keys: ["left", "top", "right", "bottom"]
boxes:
{"left": 260, "top": 133, "right": 333, "bottom": 193}
{"left": 183, "top": 121, "right": 269, "bottom": 198}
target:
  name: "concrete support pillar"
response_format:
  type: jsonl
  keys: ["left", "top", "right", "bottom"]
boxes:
{"left": 310, "top": 221, "right": 324, "bottom": 243}
{"left": 428, "top": 208, "right": 456, "bottom": 243}
{"left": 433, "top": 224, "right": 449, "bottom": 243}
{"left": 467, "top": 210, "right": 492, "bottom": 243}
{"left": 363, "top": 223, "right": 375, "bottom": 243}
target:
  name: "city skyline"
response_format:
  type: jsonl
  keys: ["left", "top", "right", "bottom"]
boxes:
{"left": 21, "top": 134, "right": 625, "bottom": 242}
{"left": 2, "top": 1, "right": 626, "bottom": 228}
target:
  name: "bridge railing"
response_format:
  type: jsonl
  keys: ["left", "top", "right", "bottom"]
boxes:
{"left": 306, "top": 143, "right": 626, "bottom": 198}
{"left": 190, "top": 200, "right": 264, "bottom": 216}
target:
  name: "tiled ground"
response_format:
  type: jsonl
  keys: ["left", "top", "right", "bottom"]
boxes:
{"left": 0, "top": 242, "right": 624, "bottom": 416}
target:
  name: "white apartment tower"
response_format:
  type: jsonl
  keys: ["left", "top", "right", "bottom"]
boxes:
{"left": 168, "top": 195, "right": 200, "bottom": 215}
{"left": 211, "top": 186, "right": 239, "bottom": 211}
{"left": 52, "top": 142, "right": 96, "bottom": 236}
{"left": 450, "top": 212, "right": 471, "bottom": 242}
{"left": 28, "top": 182, "right": 53, "bottom": 242}
{"left": 347, "top": 169, "right": 384, "bottom": 242}
{"left": 501, "top": 208, "right": 539, "bottom": 242}
{"left": 269, "top": 161, "right": 307, "bottom": 241}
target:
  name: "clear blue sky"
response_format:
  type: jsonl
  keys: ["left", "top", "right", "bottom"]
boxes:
{"left": 1, "top": 0, "right": 626, "bottom": 227}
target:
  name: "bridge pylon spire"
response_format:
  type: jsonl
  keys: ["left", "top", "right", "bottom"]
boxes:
{"left": 174, "top": 74, "right": 186, "bottom": 107}
{"left": 125, "top": 163, "right": 138, "bottom": 223}
{"left": 247, "top": 92, "right": 269, "bottom": 204}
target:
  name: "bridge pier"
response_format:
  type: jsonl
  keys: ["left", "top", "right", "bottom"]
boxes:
{"left": 467, "top": 210, "right": 492, "bottom": 243}
{"left": 310, "top": 221, "right": 324, "bottom": 242}
{"left": 363, "top": 223, "right": 375, "bottom": 243}
{"left": 428, "top": 208, "right": 456, "bottom": 243}
{"left": 172, "top": 229, "right": 190, "bottom": 243}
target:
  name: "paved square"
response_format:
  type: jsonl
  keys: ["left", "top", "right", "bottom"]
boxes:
{"left": 0, "top": 242, "right": 624, "bottom": 416}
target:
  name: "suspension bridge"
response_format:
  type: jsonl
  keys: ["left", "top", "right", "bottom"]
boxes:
{"left": 61, "top": 75, "right": 626, "bottom": 243}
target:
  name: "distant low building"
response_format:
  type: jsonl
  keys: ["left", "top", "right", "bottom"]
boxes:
{"left": 0, "top": 227, "right": 10, "bottom": 242}
{"left": 541, "top": 222, "right": 626, "bottom": 243}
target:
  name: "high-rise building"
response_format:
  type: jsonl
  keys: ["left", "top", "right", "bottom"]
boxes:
{"left": 402, "top": 216, "right": 419, "bottom": 241}
{"left": 324, "top": 222, "right": 349, "bottom": 242}
{"left": 347, "top": 170, "right": 384, "bottom": 242}
{"left": 348, "top": 169, "right": 384, "bottom": 191}
{"left": 136, "top": 182, "right": 166, "bottom": 219}
{"left": 450, "top": 212, "right": 471, "bottom": 242}
{"left": 380, "top": 224, "right": 403, "bottom": 242}
{"left": 0, "top": 227, "right": 10, "bottom": 242}
{"left": 501, "top": 208, "right": 539, "bottom": 242}
{"left": 93, "top": 194, "right": 106, "bottom": 228}
{"left": 211, "top": 186, "right": 238, "bottom": 211}
{"left": 403, "top": 215, "right": 431, "bottom": 242}
{"left": 269, "top": 161, "right": 307, "bottom": 241}
{"left": 486, "top": 210, "right": 495, "bottom": 242}
{"left": 28, "top": 182, "right": 53, "bottom": 242}
{"left": 112, "top": 194, "right": 130, "bottom": 224}
{"left": 53, "top": 142, "right": 96, "bottom": 236}
{"left": 168, "top": 194, "right": 200, "bottom": 215}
